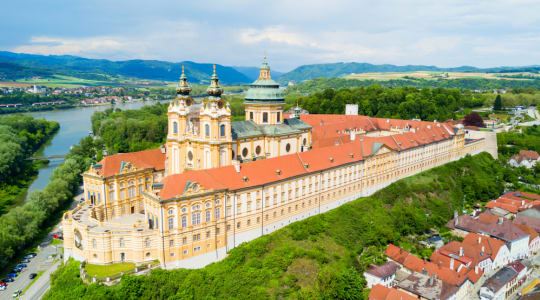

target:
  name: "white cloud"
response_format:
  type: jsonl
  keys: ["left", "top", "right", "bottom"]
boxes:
{"left": 12, "top": 36, "right": 134, "bottom": 57}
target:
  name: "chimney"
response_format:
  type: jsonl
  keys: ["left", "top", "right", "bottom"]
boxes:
{"left": 232, "top": 160, "right": 241, "bottom": 173}
{"left": 478, "top": 236, "right": 482, "bottom": 244}
{"left": 429, "top": 274, "right": 434, "bottom": 285}
{"left": 350, "top": 131, "right": 356, "bottom": 141}
{"left": 454, "top": 216, "right": 459, "bottom": 227}
{"left": 459, "top": 247, "right": 464, "bottom": 257}
{"left": 475, "top": 265, "right": 479, "bottom": 275}
{"left": 498, "top": 217, "right": 503, "bottom": 225}
{"left": 521, "top": 200, "right": 525, "bottom": 206}
{"left": 450, "top": 258, "right": 455, "bottom": 270}
{"left": 481, "top": 246, "right": 485, "bottom": 252}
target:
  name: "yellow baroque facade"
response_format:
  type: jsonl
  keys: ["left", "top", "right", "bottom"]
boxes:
{"left": 63, "top": 59, "right": 491, "bottom": 269}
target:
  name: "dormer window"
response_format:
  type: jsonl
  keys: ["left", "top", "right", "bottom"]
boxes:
{"left": 205, "top": 124, "right": 210, "bottom": 137}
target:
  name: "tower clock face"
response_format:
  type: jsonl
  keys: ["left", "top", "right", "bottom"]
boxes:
{"left": 217, "top": 101, "right": 224, "bottom": 109}
{"left": 186, "top": 99, "right": 192, "bottom": 106}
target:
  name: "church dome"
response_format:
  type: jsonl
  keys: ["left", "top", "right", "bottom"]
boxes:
{"left": 244, "top": 58, "right": 284, "bottom": 104}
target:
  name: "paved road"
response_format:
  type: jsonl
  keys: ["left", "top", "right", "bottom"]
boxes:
{"left": 1, "top": 190, "right": 83, "bottom": 300}
{"left": 1, "top": 234, "right": 59, "bottom": 299}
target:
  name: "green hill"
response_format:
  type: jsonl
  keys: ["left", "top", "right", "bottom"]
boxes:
{"left": 278, "top": 62, "right": 540, "bottom": 84}
{"left": 0, "top": 51, "right": 251, "bottom": 84}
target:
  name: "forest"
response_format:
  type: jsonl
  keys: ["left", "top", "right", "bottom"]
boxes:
{"left": 0, "top": 115, "right": 59, "bottom": 214}
{"left": 43, "top": 153, "right": 505, "bottom": 300}
{"left": 286, "top": 77, "right": 540, "bottom": 93}
{"left": 497, "top": 125, "right": 540, "bottom": 186}
{"left": 297, "top": 85, "right": 487, "bottom": 121}
{"left": 91, "top": 104, "right": 169, "bottom": 155}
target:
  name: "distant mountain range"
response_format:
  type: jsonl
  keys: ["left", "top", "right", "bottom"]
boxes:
{"left": 2, "top": 51, "right": 540, "bottom": 86}
{"left": 277, "top": 62, "right": 540, "bottom": 84}
{"left": 0, "top": 51, "right": 251, "bottom": 84}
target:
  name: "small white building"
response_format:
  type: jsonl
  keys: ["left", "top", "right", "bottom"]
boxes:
{"left": 363, "top": 261, "right": 399, "bottom": 288}
{"left": 479, "top": 261, "right": 527, "bottom": 300}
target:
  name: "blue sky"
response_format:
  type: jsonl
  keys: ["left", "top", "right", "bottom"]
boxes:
{"left": 2, "top": 0, "right": 540, "bottom": 72}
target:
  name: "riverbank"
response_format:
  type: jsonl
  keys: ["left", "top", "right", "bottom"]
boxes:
{"left": 0, "top": 115, "right": 59, "bottom": 214}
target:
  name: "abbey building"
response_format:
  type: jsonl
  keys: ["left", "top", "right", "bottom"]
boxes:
{"left": 63, "top": 59, "right": 489, "bottom": 269}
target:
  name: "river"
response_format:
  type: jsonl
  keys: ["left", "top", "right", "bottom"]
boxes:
{"left": 23, "top": 100, "right": 169, "bottom": 197}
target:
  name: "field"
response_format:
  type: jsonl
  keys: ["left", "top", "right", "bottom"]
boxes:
{"left": 1, "top": 75, "right": 173, "bottom": 88}
{"left": 345, "top": 71, "right": 537, "bottom": 81}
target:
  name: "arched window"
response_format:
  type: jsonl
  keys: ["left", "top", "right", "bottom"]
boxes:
{"left": 145, "top": 238, "right": 151, "bottom": 247}
{"left": 220, "top": 124, "right": 226, "bottom": 137}
{"left": 263, "top": 112, "right": 268, "bottom": 123}
{"left": 173, "top": 121, "right": 178, "bottom": 134}
{"left": 277, "top": 112, "right": 281, "bottom": 122}
{"left": 249, "top": 112, "right": 254, "bottom": 120}
{"left": 92, "top": 239, "right": 96, "bottom": 249}
{"left": 205, "top": 124, "right": 210, "bottom": 137}
{"left": 119, "top": 238, "right": 125, "bottom": 247}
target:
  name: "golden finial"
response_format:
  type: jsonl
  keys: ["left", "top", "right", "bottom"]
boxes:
{"left": 213, "top": 64, "right": 216, "bottom": 74}
{"left": 264, "top": 50, "right": 267, "bottom": 61}
{"left": 181, "top": 65, "right": 185, "bottom": 74}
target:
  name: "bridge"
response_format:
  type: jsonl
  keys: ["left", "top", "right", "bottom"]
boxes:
{"left": 27, "top": 155, "right": 66, "bottom": 161}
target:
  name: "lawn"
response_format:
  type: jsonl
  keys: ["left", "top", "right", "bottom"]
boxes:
{"left": 84, "top": 262, "right": 136, "bottom": 279}
{"left": 50, "top": 239, "right": 63, "bottom": 246}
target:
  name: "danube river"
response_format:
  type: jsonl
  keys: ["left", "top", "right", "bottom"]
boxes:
{"left": 23, "top": 100, "right": 168, "bottom": 197}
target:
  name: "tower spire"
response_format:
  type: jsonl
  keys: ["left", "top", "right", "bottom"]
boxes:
{"left": 176, "top": 65, "right": 191, "bottom": 95}
{"left": 258, "top": 54, "right": 271, "bottom": 80}
{"left": 207, "top": 64, "right": 223, "bottom": 97}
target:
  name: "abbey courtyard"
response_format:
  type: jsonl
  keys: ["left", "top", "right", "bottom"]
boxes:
{"left": 62, "top": 59, "right": 492, "bottom": 269}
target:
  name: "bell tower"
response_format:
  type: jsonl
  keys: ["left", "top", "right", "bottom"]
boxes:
{"left": 166, "top": 66, "right": 194, "bottom": 175}
{"left": 197, "top": 65, "right": 232, "bottom": 169}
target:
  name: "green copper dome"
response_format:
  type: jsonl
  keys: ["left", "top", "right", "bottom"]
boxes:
{"left": 244, "top": 59, "right": 284, "bottom": 104}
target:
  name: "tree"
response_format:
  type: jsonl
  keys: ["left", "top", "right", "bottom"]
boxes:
{"left": 494, "top": 94, "right": 503, "bottom": 111}
{"left": 463, "top": 112, "right": 485, "bottom": 127}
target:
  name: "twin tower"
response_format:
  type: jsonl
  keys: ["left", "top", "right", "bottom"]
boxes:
{"left": 165, "top": 58, "right": 294, "bottom": 176}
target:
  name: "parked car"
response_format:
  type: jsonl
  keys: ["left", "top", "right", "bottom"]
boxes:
{"left": 21, "top": 258, "right": 30, "bottom": 263}
{"left": 12, "top": 290, "right": 21, "bottom": 298}
{"left": 12, "top": 267, "right": 22, "bottom": 273}
{"left": 0, "top": 285, "right": 6, "bottom": 291}
{"left": 16, "top": 264, "right": 27, "bottom": 269}
{"left": 0, "top": 281, "right": 6, "bottom": 286}
{"left": 23, "top": 253, "right": 37, "bottom": 260}
{"left": 29, "top": 273, "right": 37, "bottom": 279}
{"left": 3, "top": 277, "right": 14, "bottom": 282}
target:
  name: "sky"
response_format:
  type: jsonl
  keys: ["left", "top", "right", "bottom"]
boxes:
{"left": 2, "top": 0, "right": 540, "bottom": 72}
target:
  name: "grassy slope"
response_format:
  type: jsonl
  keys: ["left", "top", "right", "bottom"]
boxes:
{"left": 43, "top": 153, "right": 505, "bottom": 300}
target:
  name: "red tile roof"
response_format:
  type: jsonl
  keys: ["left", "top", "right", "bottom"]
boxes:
{"left": 95, "top": 148, "right": 165, "bottom": 178}
{"left": 368, "top": 284, "right": 417, "bottom": 300}
{"left": 385, "top": 244, "right": 472, "bottom": 286}
{"left": 365, "top": 261, "right": 399, "bottom": 278}
{"left": 447, "top": 213, "right": 529, "bottom": 242}
{"left": 519, "top": 150, "right": 539, "bottom": 160}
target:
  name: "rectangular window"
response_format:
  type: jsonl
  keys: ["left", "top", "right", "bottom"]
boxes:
{"left": 206, "top": 231, "right": 210, "bottom": 238}
{"left": 215, "top": 207, "right": 220, "bottom": 219}
{"left": 168, "top": 218, "right": 174, "bottom": 230}
{"left": 120, "top": 190, "right": 125, "bottom": 200}
{"left": 169, "top": 239, "right": 174, "bottom": 247}
{"left": 138, "top": 185, "right": 143, "bottom": 194}
{"left": 128, "top": 187, "right": 135, "bottom": 198}
{"left": 182, "top": 237, "right": 187, "bottom": 244}
{"left": 250, "top": 112, "right": 253, "bottom": 120}
{"left": 192, "top": 212, "right": 201, "bottom": 226}
{"left": 263, "top": 112, "right": 268, "bottom": 123}
{"left": 181, "top": 216, "right": 187, "bottom": 228}
{"left": 205, "top": 210, "right": 211, "bottom": 222}
{"left": 216, "top": 228, "right": 220, "bottom": 234}
{"left": 277, "top": 112, "right": 280, "bottom": 122}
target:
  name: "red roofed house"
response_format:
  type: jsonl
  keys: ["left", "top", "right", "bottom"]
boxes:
{"left": 431, "top": 232, "right": 510, "bottom": 274}
{"left": 509, "top": 150, "right": 540, "bottom": 169}
{"left": 62, "top": 59, "right": 490, "bottom": 269}
{"left": 363, "top": 261, "right": 399, "bottom": 288}
{"left": 385, "top": 244, "right": 474, "bottom": 300}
